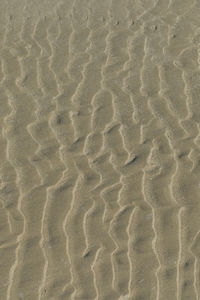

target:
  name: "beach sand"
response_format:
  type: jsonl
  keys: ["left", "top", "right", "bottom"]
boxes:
{"left": 1, "top": 0, "right": 200, "bottom": 299}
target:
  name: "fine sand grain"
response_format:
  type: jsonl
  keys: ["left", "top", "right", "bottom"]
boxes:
{"left": 1, "top": 0, "right": 200, "bottom": 299}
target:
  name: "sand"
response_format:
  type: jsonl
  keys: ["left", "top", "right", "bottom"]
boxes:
{"left": 1, "top": 0, "right": 200, "bottom": 299}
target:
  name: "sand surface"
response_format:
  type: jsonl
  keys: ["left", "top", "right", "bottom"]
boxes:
{"left": 1, "top": 0, "right": 200, "bottom": 299}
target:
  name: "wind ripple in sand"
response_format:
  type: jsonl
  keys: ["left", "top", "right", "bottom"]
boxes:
{"left": 1, "top": 0, "right": 200, "bottom": 299}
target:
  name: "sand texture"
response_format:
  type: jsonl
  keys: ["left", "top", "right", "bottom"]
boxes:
{"left": 1, "top": 0, "right": 200, "bottom": 299}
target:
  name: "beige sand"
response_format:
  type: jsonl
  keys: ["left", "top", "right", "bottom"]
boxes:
{"left": 1, "top": 0, "right": 200, "bottom": 299}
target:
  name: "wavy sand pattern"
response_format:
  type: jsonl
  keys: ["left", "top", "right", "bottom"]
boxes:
{"left": 1, "top": 0, "right": 200, "bottom": 299}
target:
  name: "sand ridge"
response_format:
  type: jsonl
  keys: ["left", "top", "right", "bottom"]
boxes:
{"left": 0, "top": 0, "right": 200, "bottom": 299}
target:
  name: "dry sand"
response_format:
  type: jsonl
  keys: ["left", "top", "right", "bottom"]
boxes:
{"left": 1, "top": 0, "right": 200, "bottom": 299}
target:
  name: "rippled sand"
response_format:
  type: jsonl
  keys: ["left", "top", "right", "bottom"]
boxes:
{"left": 1, "top": 0, "right": 200, "bottom": 299}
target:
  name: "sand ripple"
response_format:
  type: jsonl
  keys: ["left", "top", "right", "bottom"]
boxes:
{"left": 1, "top": 0, "right": 200, "bottom": 299}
